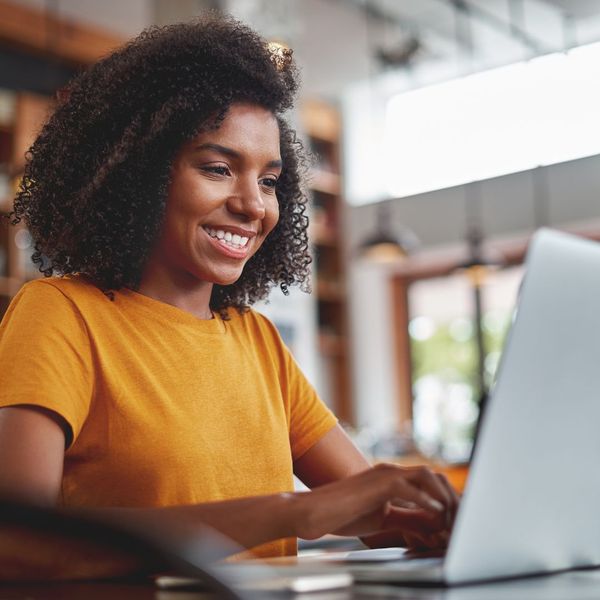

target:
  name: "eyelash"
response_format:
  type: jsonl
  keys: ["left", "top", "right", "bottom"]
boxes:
{"left": 260, "top": 177, "right": 278, "bottom": 190}
{"left": 201, "top": 166, "right": 279, "bottom": 190}
{"left": 202, "top": 165, "right": 230, "bottom": 177}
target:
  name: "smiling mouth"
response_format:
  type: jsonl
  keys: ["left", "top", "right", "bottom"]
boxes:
{"left": 203, "top": 227, "right": 251, "bottom": 250}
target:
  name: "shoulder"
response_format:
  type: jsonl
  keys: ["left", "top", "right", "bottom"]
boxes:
{"left": 229, "top": 307, "right": 282, "bottom": 339}
{"left": 227, "top": 307, "right": 290, "bottom": 357}
{"left": 22, "top": 275, "right": 110, "bottom": 310}
{"left": 26, "top": 275, "right": 104, "bottom": 301}
{"left": 5, "top": 276, "right": 107, "bottom": 324}
{"left": 1, "top": 277, "right": 97, "bottom": 348}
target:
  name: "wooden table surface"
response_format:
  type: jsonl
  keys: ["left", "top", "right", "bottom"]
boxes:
{"left": 3, "top": 568, "right": 600, "bottom": 599}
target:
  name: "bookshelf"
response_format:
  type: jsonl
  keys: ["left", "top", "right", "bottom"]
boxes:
{"left": 0, "top": 91, "right": 52, "bottom": 318}
{"left": 0, "top": 0, "right": 125, "bottom": 320}
{"left": 301, "top": 100, "right": 353, "bottom": 424}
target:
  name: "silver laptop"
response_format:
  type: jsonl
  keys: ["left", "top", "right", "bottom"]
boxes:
{"left": 265, "top": 228, "right": 600, "bottom": 586}
{"left": 351, "top": 228, "right": 600, "bottom": 584}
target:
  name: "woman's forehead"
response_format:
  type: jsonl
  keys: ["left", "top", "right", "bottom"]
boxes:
{"left": 190, "top": 103, "right": 281, "bottom": 157}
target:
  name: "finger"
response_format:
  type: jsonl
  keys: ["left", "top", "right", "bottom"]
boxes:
{"left": 403, "top": 531, "right": 439, "bottom": 551}
{"left": 299, "top": 464, "right": 447, "bottom": 540}
{"left": 405, "top": 541, "right": 448, "bottom": 557}
{"left": 364, "top": 529, "right": 446, "bottom": 552}
{"left": 381, "top": 505, "right": 445, "bottom": 535}
{"left": 332, "top": 508, "right": 392, "bottom": 538}
{"left": 403, "top": 466, "right": 453, "bottom": 512}
{"left": 374, "top": 465, "right": 446, "bottom": 515}
{"left": 438, "top": 529, "right": 450, "bottom": 546}
{"left": 404, "top": 529, "right": 450, "bottom": 551}
{"left": 435, "top": 472, "right": 459, "bottom": 504}
{"left": 435, "top": 473, "right": 460, "bottom": 525}
{"left": 389, "top": 500, "right": 418, "bottom": 512}
{"left": 360, "top": 529, "right": 408, "bottom": 549}
{"left": 401, "top": 467, "right": 457, "bottom": 530}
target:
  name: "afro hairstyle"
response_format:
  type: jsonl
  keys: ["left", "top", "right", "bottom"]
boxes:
{"left": 10, "top": 14, "right": 312, "bottom": 313}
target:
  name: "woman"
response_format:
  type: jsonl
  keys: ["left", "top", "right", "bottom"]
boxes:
{"left": 0, "top": 15, "right": 457, "bottom": 578}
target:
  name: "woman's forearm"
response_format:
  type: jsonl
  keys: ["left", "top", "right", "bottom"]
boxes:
{"left": 1, "top": 464, "right": 458, "bottom": 582}
{"left": 85, "top": 492, "right": 300, "bottom": 551}
{"left": 0, "top": 492, "right": 301, "bottom": 582}
{"left": 0, "top": 524, "right": 147, "bottom": 581}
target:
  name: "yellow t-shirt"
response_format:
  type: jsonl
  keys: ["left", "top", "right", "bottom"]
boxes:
{"left": 0, "top": 276, "right": 337, "bottom": 557}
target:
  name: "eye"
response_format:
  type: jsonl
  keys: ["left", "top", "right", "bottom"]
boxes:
{"left": 260, "top": 177, "right": 278, "bottom": 191}
{"left": 201, "top": 165, "right": 231, "bottom": 177}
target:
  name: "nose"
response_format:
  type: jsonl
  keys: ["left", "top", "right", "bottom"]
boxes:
{"left": 227, "top": 176, "right": 266, "bottom": 221}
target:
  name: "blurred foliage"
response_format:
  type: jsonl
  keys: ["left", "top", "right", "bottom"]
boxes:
{"left": 410, "top": 312, "right": 512, "bottom": 460}
{"left": 411, "top": 313, "right": 512, "bottom": 393}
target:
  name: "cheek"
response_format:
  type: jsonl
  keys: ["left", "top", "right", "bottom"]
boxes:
{"left": 251, "top": 202, "right": 279, "bottom": 256}
{"left": 157, "top": 204, "right": 198, "bottom": 259}
{"left": 265, "top": 199, "right": 280, "bottom": 235}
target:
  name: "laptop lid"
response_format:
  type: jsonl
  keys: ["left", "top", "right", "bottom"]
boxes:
{"left": 445, "top": 228, "right": 600, "bottom": 584}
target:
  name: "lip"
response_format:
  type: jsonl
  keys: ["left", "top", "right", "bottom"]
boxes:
{"left": 203, "top": 225, "right": 258, "bottom": 238}
{"left": 201, "top": 226, "right": 254, "bottom": 260}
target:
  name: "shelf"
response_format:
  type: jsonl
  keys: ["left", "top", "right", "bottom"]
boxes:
{"left": 316, "top": 278, "right": 345, "bottom": 302}
{"left": 310, "top": 169, "right": 341, "bottom": 196}
{"left": 309, "top": 222, "right": 339, "bottom": 248}
{"left": 0, "top": 275, "right": 25, "bottom": 297}
{"left": 301, "top": 100, "right": 340, "bottom": 142}
{"left": 319, "top": 332, "right": 346, "bottom": 357}
{"left": 0, "top": 0, "right": 125, "bottom": 67}
{"left": 0, "top": 93, "right": 52, "bottom": 320}
{"left": 302, "top": 100, "right": 353, "bottom": 424}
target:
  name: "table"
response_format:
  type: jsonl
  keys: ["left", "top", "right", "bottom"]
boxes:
{"left": 3, "top": 569, "right": 600, "bottom": 599}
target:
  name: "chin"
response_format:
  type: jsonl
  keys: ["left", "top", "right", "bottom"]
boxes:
{"left": 208, "top": 271, "right": 244, "bottom": 286}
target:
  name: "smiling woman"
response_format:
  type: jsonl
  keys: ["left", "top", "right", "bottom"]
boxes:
{"left": 0, "top": 14, "right": 458, "bottom": 580}
{"left": 139, "top": 103, "right": 282, "bottom": 315}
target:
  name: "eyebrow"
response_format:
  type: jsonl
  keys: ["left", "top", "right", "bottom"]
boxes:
{"left": 194, "top": 143, "right": 283, "bottom": 169}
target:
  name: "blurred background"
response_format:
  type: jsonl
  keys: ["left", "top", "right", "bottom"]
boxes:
{"left": 1, "top": 0, "right": 600, "bottom": 473}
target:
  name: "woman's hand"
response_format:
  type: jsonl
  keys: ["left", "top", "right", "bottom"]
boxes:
{"left": 361, "top": 470, "right": 459, "bottom": 551}
{"left": 291, "top": 463, "right": 459, "bottom": 547}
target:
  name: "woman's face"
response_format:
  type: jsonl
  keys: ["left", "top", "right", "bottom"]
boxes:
{"left": 150, "top": 103, "right": 281, "bottom": 287}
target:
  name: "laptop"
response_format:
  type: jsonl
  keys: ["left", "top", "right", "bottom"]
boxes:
{"left": 255, "top": 228, "right": 600, "bottom": 585}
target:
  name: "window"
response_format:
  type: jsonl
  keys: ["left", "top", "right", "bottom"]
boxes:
{"left": 408, "top": 265, "right": 524, "bottom": 462}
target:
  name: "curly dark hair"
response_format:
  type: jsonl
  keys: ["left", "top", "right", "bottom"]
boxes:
{"left": 9, "top": 14, "right": 312, "bottom": 312}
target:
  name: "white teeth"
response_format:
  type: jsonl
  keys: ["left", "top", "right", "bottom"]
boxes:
{"left": 203, "top": 227, "right": 251, "bottom": 249}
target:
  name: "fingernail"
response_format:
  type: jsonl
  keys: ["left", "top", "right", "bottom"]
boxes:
{"left": 429, "top": 499, "right": 445, "bottom": 512}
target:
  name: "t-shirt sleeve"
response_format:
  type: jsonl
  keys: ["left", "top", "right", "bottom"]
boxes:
{"left": 0, "top": 280, "right": 94, "bottom": 444}
{"left": 285, "top": 350, "right": 338, "bottom": 461}
{"left": 256, "top": 318, "right": 338, "bottom": 461}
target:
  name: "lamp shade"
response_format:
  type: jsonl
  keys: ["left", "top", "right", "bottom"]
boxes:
{"left": 360, "top": 232, "right": 412, "bottom": 262}
{"left": 359, "top": 203, "right": 418, "bottom": 263}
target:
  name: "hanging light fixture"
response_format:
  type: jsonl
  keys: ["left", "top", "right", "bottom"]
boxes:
{"left": 451, "top": 182, "right": 504, "bottom": 456}
{"left": 359, "top": 202, "right": 418, "bottom": 263}
{"left": 357, "top": 1, "right": 423, "bottom": 263}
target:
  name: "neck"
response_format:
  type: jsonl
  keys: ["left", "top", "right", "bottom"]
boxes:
{"left": 138, "top": 264, "right": 214, "bottom": 320}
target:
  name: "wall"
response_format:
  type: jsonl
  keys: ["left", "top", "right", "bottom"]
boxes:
{"left": 221, "top": 0, "right": 400, "bottom": 99}
{"left": 348, "top": 260, "right": 399, "bottom": 434}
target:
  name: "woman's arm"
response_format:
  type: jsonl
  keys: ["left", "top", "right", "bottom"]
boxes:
{"left": 293, "top": 424, "right": 459, "bottom": 549}
{"left": 0, "top": 406, "right": 66, "bottom": 506}
{"left": 0, "top": 408, "right": 455, "bottom": 580}
{"left": 293, "top": 424, "right": 372, "bottom": 486}
{"left": 0, "top": 405, "right": 298, "bottom": 547}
